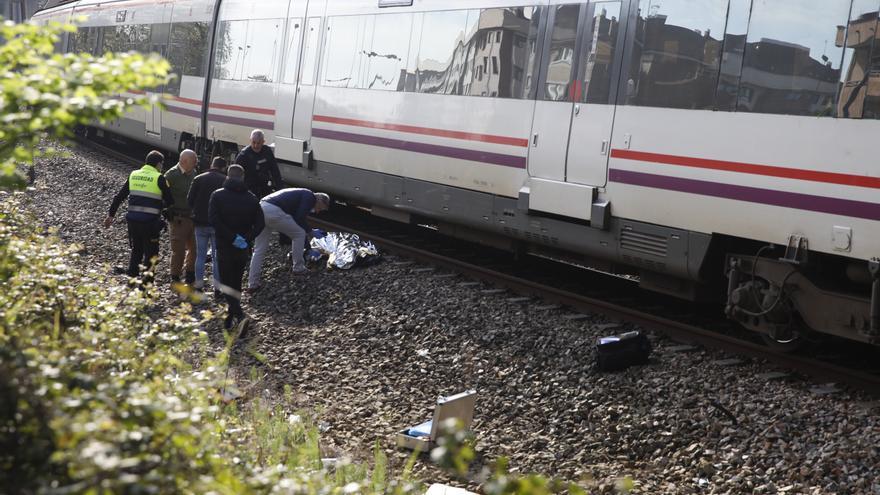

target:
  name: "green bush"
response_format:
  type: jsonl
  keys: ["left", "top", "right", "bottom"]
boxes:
{"left": 0, "top": 199, "right": 421, "bottom": 494}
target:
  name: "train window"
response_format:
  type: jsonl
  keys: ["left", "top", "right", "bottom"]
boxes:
{"left": 281, "top": 18, "right": 303, "bottom": 85}
{"left": 400, "top": 13, "right": 424, "bottom": 92}
{"left": 714, "top": 0, "right": 751, "bottom": 112}
{"left": 625, "top": 0, "right": 727, "bottom": 110}
{"left": 112, "top": 24, "right": 151, "bottom": 54}
{"left": 416, "top": 10, "right": 472, "bottom": 95}
{"left": 323, "top": 15, "right": 371, "bottom": 88}
{"left": 463, "top": 7, "right": 541, "bottom": 99}
{"left": 738, "top": 0, "right": 851, "bottom": 117}
{"left": 167, "top": 22, "right": 210, "bottom": 93}
{"left": 98, "top": 26, "right": 121, "bottom": 54}
{"left": 170, "top": 22, "right": 209, "bottom": 77}
{"left": 301, "top": 17, "right": 321, "bottom": 86}
{"left": 242, "top": 18, "right": 282, "bottom": 82}
{"left": 72, "top": 26, "right": 98, "bottom": 55}
{"left": 150, "top": 23, "right": 170, "bottom": 46}
{"left": 577, "top": 2, "right": 621, "bottom": 104}
{"left": 838, "top": 1, "right": 880, "bottom": 119}
{"left": 542, "top": 4, "right": 582, "bottom": 102}
{"left": 365, "top": 13, "right": 412, "bottom": 91}
{"left": 213, "top": 20, "right": 248, "bottom": 80}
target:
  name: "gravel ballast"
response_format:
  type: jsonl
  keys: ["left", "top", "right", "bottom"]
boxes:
{"left": 20, "top": 143, "right": 880, "bottom": 494}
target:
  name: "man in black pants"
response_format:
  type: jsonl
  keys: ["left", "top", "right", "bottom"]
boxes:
{"left": 208, "top": 165, "right": 264, "bottom": 331}
{"left": 103, "top": 150, "right": 174, "bottom": 286}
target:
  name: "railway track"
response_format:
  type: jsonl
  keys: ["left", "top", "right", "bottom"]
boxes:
{"left": 310, "top": 213, "right": 880, "bottom": 395}
{"left": 77, "top": 137, "right": 880, "bottom": 396}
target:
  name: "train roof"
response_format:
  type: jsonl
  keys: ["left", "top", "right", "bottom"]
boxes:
{"left": 35, "top": 0, "right": 78, "bottom": 12}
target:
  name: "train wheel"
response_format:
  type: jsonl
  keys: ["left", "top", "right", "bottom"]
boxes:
{"left": 760, "top": 321, "right": 803, "bottom": 352}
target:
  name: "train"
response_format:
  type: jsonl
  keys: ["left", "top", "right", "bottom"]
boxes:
{"left": 33, "top": 0, "right": 880, "bottom": 347}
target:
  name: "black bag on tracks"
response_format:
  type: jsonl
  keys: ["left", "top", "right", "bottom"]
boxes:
{"left": 595, "top": 330, "right": 652, "bottom": 371}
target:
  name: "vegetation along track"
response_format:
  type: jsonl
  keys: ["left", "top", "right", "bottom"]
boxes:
{"left": 79, "top": 137, "right": 880, "bottom": 396}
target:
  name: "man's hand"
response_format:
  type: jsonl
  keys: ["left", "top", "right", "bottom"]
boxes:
{"left": 102, "top": 216, "right": 114, "bottom": 229}
{"left": 233, "top": 234, "right": 248, "bottom": 250}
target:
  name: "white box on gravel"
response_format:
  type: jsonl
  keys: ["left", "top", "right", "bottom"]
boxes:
{"left": 396, "top": 390, "right": 477, "bottom": 451}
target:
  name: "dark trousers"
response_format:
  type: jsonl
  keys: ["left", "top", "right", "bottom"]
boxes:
{"left": 127, "top": 220, "right": 161, "bottom": 282}
{"left": 216, "top": 243, "right": 248, "bottom": 320}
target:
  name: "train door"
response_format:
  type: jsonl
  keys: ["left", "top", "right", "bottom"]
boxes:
{"left": 146, "top": 3, "right": 173, "bottom": 139}
{"left": 291, "top": 0, "right": 327, "bottom": 144}
{"left": 528, "top": 3, "right": 585, "bottom": 182}
{"left": 275, "top": 1, "right": 307, "bottom": 137}
{"left": 564, "top": 0, "right": 626, "bottom": 186}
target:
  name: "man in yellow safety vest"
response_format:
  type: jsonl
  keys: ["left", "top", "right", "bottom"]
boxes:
{"left": 103, "top": 150, "right": 175, "bottom": 285}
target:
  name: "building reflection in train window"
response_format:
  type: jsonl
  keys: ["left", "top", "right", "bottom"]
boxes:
{"left": 365, "top": 13, "right": 412, "bottom": 91}
{"left": 578, "top": 2, "right": 620, "bottom": 104}
{"left": 626, "top": 0, "right": 727, "bottom": 110}
{"left": 402, "top": 12, "right": 425, "bottom": 92}
{"left": 416, "top": 10, "right": 473, "bottom": 95}
{"left": 837, "top": 1, "right": 880, "bottom": 119}
{"left": 738, "top": 0, "right": 850, "bottom": 117}
{"left": 459, "top": 7, "right": 541, "bottom": 98}
{"left": 543, "top": 3, "right": 581, "bottom": 101}
{"left": 715, "top": 0, "right": 751, "bottom": 112}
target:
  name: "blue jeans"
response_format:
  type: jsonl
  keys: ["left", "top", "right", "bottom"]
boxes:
{"left": 194, "top": 225, "right": 219, "bottom": 290}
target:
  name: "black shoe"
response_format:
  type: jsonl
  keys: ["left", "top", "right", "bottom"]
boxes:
{"left": 224, "top": 313, "right": 235, "bottom": 330}
{"left": 185, "top": 271, "right": 196, "bottom": 285}
{"left": 171, "top": 275, "right": 181, "bottom": 283}
{"left": 237, "top": 317, "right": 251, "bottom": 339}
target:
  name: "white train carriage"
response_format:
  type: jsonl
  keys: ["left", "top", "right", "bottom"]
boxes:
{"left": 33, "top": 0, "right": 880, "bottom": 346}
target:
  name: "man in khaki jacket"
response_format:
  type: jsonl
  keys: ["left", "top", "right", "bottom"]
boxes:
{"left": 164, "top": 149, "right": 198, "bottom": 285}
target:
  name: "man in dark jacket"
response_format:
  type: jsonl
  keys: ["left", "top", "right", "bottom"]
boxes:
{"left": 209, "top": 165, "right": 264, "bottom": 330}
{"left": 247, "top": 188, "right": 330, "bottom": 290}
{"left": 103, "top": 150, "right": 174, "bottom": 285}
{"left": 187, "top": 156, "right": 227, "bottom": 294}
{"left": 235, "top": 129, "right": 282, "bottom": 199}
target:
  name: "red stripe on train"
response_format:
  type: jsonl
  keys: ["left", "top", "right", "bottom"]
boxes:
{"left": 612, "top": 149, "right": 880, "bottom": 190}
{"left": 171, "top": 96, "right": 275, "bottom": 116}
{"left": 313, "top": 115, "right": 529, "bottom": 148}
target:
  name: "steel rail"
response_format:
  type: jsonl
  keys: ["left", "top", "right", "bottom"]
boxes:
{"left": 312, "top": 217, "right": 880, "bottom": 396}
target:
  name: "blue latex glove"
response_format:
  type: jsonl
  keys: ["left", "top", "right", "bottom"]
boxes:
{"left": 305, "top": 248, "right": 322, "bottom": 260}
{"left": 233, "top": 234, "right": 248, "bottom": 249}
{"left": 312, "top": 228, "right": 327, "bottom": 239}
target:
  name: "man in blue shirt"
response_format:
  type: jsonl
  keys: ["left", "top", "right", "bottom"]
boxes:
{"left": 247, "top": 188, "right": 330, "bottom": 290}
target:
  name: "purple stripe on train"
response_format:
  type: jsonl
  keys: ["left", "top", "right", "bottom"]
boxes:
{"left": 165, "top": 105, "right": 275, "bottom": 130}
{"left": 609, "top": 169, "right": 880, "bottom": 221}
{"left": 312, "top": 128, "right": 527, "bottom": 169}
{"left": 165, "top": 105, "right": 201, "bottom": 118}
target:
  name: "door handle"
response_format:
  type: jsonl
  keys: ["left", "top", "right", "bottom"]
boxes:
{"left": 574, "top": 104, "right": 580, "bottom": 115}
{"left": 600, "top": 140, "right": 608, "bottom": 155}
{"left": 532, "top": 133, "right": 539, "bottom": 147}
